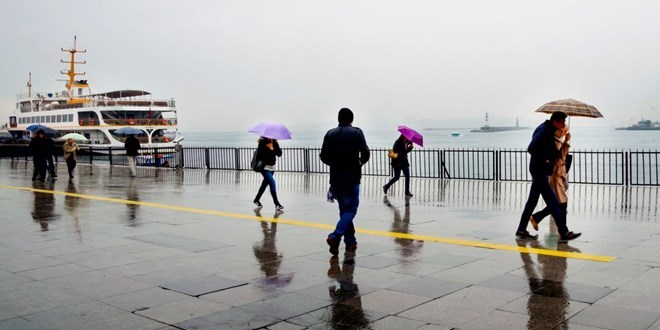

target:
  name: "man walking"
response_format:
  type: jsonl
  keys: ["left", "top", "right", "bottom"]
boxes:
{"left": 516, "top": 111, "right": 581, "bottom": 242}
{"left": 320, "top": 108, "right": 370, "bottom": 255}
{"left": 124, "top": 134, "right": 141, "bottom": 178}
{"left": 29, "top": 130, "right": 48, "bottom": 182}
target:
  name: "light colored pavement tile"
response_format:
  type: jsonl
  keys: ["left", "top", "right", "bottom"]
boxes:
{"left": 370, "top": 315, "right": 428, "bottom": 330}
{"left": 135, "top": 297, "right": 231, "bottom": 324}
{"left": 17, "top": 263, "right": 92, "bottom": 281}
{"left": 596, "top": 289, "right": 660, "bottom": 314}
{"left": 570, "top": 304, "right": 660, "bottom": 330}
{"left": 101, "top": 287, "right": 191, "bottom": 312}
{"left": 361, "top": 289, "right": 431, "bottom": 314}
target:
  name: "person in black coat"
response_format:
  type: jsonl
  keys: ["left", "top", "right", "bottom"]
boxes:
{"left": 383, "top": 134, "right": 414, "bottom": 197}
{"left": 320, "top": 108, "right": 370, "bottom": 256}
{"left": 124, "top": 134, "right": 141, "bottom": 177}
{"left": 29, "top": 130, "right": 48, "bottom": 182}
{"left": 516, "top": 111, "right": 581, "bottom": 242}
{"left": 253, "top": 137, "right": 284, "bottom": 209}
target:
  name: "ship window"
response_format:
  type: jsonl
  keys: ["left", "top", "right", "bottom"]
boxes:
{"left": 40, "top": 116, "right": 46, "bottom": 123}
{"left": 78, "top": 88, "right": 82, "bottom": 95}
{"left": 69, "top": 114, "right": 74, "bottom": 122}
{"left": 46, "top": 116, "right": 51, "bottom": 123}
{"left": 32, "top": 117, "right": 37, "bottom": 124}
{"left": 56, "top": 115, "right": 62, "bottom": 122}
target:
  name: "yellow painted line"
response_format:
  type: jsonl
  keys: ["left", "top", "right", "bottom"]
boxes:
{"left": 0, "top": 184, "right": 616, "bottom": 262}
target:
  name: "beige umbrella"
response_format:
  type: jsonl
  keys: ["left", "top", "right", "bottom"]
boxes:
{"left": 534, "top": 98, "right": 604, "bottom": 118}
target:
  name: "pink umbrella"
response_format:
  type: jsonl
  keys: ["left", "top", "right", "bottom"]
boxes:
{"left": 248, "top": 122, "right": 293, "bottom": 140}
{"left": 397, "top": 125, "right": 423, "bottom": 147}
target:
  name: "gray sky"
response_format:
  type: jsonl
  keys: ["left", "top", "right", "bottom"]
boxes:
{"left": 2, "top": 0, "right": 660, "bottom": 133}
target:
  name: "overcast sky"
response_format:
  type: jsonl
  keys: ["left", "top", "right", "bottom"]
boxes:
{"left": 2, "top": 0, "right": 660, "bottom": 133}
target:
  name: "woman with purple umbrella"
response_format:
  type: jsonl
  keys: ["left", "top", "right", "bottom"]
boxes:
{"left": 253, "top": 137, "right": 284, "bottom": 210}
{"left": 383, "top": 134, "right": 414, "bottom": 197}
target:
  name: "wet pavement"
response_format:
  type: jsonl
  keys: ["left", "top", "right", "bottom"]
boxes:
{"left": 1, "top": 158, "right": 659, "bottom": 330}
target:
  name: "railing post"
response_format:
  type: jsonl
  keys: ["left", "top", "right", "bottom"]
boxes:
{"left": 304, "top": 148, "right": 310, "bottom": 173}
{"left": 109, "top": 148, "right": 113, "bottom": 166}
{"left": 205, "top": 148, "right": 210, "bottom": 169}
{"left": 494, "top": 150, "right": 499, "bottom": 181}
{"left": 89, "top": 147, "right": 94, "bottom": 164}
{"left": 235, "top": 148, "right": 240, "bottom": 171}
{"left": 625, "top": 151, "right": 629, "bottom": 186}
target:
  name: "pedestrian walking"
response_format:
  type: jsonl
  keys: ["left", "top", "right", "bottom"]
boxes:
{"left": 124, "top": 134, "right": 141, "bottom": 177}
{"left": 29, "top": 130, "right": 48, "bottom": 182}
{"left": 320, "top": 108, "right": 370, "bottom": 255}
{"left": 516, "top": 111, "right": 581, "bottom": 242}
{"left": 63, "top": 138, "right": 79, "bottom": 178}
{"left": 530, "top": 126, "right": 571, "bottom": 230}
{"left": 44, "top": 134, "right": 57, "bottom": 178}
{"left": 383, "top": 134, "right": 414, "bottom": 197}
{"left": 253, "top": 137, "right": 284, "bottom": 210}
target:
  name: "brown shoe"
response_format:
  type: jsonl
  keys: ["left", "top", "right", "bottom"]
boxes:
{"left": 326, "top": 237, "right": 339, "bottom": 256}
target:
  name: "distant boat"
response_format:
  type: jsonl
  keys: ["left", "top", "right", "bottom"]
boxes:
{"left": 615, "top": 119, "right": 660, "bottom": 130}
{"left": 471, "top": 113, "right": 530, "bottom": 133}
{"left": 450, "top": 131, "right": 460, "bottom": 137}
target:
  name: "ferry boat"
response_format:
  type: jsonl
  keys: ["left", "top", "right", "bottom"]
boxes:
{"left": 4, "top": 37, "right": 183, "bottom": 148}
{"left": 615, "top": 119, "right": 660, "bottom": 130}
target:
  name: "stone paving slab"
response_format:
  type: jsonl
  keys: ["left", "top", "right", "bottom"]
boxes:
{"left": 0, "top": 159, "right": 660, "bottom": 329}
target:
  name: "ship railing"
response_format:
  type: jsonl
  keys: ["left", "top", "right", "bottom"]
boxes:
{"left": 103, "top": 119, "right": 174, "bottom": 126}
{"left": 2, "top": 146, "right": 659, "bottom": 186}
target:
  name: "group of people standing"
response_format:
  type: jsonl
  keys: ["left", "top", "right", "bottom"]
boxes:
{"left": 251, "top": 108, "right": 581, "bottom": 257}
{"left": 29, "top": 129, "right": 79, "bottom": 181}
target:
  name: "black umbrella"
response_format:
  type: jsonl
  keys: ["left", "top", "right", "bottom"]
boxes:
{"left": 26, "top": 124, "right": 58, "bottom": 137}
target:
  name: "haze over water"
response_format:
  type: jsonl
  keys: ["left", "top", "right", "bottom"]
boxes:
{"left": 181, "top": 126, "right": 660, "bottom": 150}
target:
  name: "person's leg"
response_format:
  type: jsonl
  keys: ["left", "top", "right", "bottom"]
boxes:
{"left": 37, "top": 159, "right": 47, "bottom": 181}
{"left": 384, "top": 166, "right": 402, "bottom": 193}
{"left": 329, "top": 184, "right": 360, "bottom": 245}
{"left": 263, "top": 171, "right": 282, "bottom": 207}
{"left": 128, "top": 156, "right": 137, "bottom": 176}
{"left": 66, "top": 157, "right": 75, "bottom": 177}
{"left": 32, "top": 160, "right": 39, "bottom": 180}
{"left": 538, "top": 179, "right": 568, "bottom": 236}
{"left": 403, "top": 165, "right": 412, "bottom": 196}
{"left": 532, "top": 206, "right": 551, "bottom": 223}
{"left": 517, "top": 175, "right": 543, "bottom": 233}
{"left": 254, "top": 171, "right": 269, "bottom": 205}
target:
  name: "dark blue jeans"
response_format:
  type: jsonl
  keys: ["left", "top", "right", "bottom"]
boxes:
{"left": 255, "top": 170, "right": 280, "bottom": 206}
{"left": 329, "top": 184, "right": 360, "bottom": 246}
{"left": 518, "top": 171, "right": 568, "bottom": 236}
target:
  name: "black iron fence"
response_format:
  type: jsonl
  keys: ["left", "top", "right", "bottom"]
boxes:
{"left": 2, "top": 145, "right": 658, "bottom": 186}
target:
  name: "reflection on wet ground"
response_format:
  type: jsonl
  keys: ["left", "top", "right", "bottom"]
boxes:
{"left": 1, "top": 159, "right": 660, "bottom": 329}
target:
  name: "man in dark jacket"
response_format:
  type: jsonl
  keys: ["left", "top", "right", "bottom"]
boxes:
{"left": 320, "top": 108, "right": 370, "bottom": 255}
{"left": 516, "top": 111, "right": 581, "bottom": 242}
{"left": 29, "top": 129, "right": 48, "bottom": 182}
{"left": 124, "top": 134, "right": 141, "bottom": 177}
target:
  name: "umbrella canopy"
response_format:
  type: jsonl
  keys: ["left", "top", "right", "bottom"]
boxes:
{"left": 26, "top": 124, "right": 58, "bottom": 137}
{"left": 58, "top": 133, "right": 88, "bottom": 142}
{"left": 397, "top": 125, "right": 423, "bottom": 147}
{"left": 248, "top": 122, "right": 293, "bottom": 140}
{"left": 535, "top": 99, "right": 604, "bottom": 118}
{"left": 114, "top": 127, "right": 144, "bottom": 135}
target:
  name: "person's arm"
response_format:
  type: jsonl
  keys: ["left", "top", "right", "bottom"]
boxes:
{"left": 272, "top": 140, "right": 282, "bottom": 157}
{"left": 320, "top": 133, "right": 332, "bottom": 165}
{"left": 357, "top": 129, "right": 370, "bottom": 165}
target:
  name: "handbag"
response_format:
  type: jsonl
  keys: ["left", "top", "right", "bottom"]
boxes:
{"left": 565, "top": 154, "right": 573, "bottom": 173}
{"left": 388, "top": 149, "right": 398, "bottom": 159}
{"left": 250, "top": 150, "right": 265, "bottom": 172}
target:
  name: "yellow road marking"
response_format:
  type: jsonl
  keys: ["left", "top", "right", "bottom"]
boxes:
{"left": 0, "top": 184, "right": 615, "bottom": 262}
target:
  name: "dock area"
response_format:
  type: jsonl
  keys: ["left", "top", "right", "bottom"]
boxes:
{"left": 1, "top": 159, "right": 659, "bottom": 329}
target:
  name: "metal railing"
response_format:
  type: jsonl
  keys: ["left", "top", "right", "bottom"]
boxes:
{"left": 2, "top": 145, "right": 658, "bottom": 186}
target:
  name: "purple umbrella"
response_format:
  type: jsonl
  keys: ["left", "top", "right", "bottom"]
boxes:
{"left": 397, "top": 125, "right": 423, "bottom": 147}
{"left": 248, "top": 122, "right": 293, "bottom": 140}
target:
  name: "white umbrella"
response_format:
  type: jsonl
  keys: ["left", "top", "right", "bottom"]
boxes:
{"left": 58, "top": 133, "right": 88, "bottom": 142}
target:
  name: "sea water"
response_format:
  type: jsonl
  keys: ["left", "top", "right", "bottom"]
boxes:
{"left": 179, "top": 127, "right": 660, "bottom": 151}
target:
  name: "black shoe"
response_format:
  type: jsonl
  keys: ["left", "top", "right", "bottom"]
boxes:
{"left": 383, "top": 185, "right": 388, "bottom": 195}
{"left": 69, "top": 173, "right": 74, "bottom": 178}
{"left": 346, "top": 244, "right": 358, "bottom": 252}
{"left": 32, "top": 177, "right": 37, "bottom": 181}
{"left": 515, "top": 230, "right": 537, "bottom": 239}
{"left": 405, "top": 192, "right": 414, "bottom": 197}
{"left": 559, "top": 231, "right": 581, "bottom": 242}
{"left": 275, "top": 204, "right": 284, "bottom": 210}
{"left": 52, "top": 173, "right": 58, "bottom": 178}
{"left": 253, "top": 200, "right": 262, "bottom": 207}
{"left": 327, "top": 237, "right": 339, "bottom": 256}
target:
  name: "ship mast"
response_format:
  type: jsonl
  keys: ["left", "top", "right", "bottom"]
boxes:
{"left": 60, "top": 36, "right": 86, "bottom": 102}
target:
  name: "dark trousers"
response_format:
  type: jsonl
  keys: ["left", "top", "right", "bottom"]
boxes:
{"left": 32, "top": 157, "right": 47, "bottom": 181}
{"left": 255, "top": 170, "right": 280, "bottom": 206}
{"left": 384, "top": 165, "right": 411, "bottom": 193}
{"left": 533, "top": 202, "right": 568, "bottom": 225}
{"left": 46, "top": 155, "right": 56, "bottom": 175}
{"left": 518, "top": 171, "right": 569, "bottom": 236}
{"left": 66, "top": 156, "right": 77, "bottom": 176}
